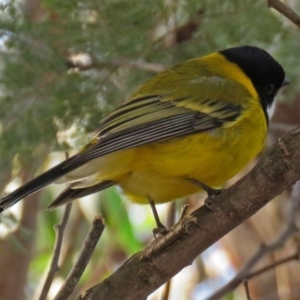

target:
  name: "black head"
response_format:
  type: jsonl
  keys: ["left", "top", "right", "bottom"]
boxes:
{"left": 220, "top": 46, "right": 288, "bottom": 121}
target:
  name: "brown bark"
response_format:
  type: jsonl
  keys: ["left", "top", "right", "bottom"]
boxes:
{"left": 80, "top": 126, "right": 300, "bottom": 300}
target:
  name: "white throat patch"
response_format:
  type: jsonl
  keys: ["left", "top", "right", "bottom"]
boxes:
{"left": 267, "top": 100, "right": 276, "bottom": 120}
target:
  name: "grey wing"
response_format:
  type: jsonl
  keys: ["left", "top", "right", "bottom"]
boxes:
{"left": 0, "top": 95, "right": 241, "bottom": 211}
{"left": 63, "top": 95, "right": 241, "bottom": 169}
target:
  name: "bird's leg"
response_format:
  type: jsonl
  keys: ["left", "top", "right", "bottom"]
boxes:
{"left": 148, "top": 198, "right": 168, "bottom": 236}
{"left": 185, "top": 177, "right": 222, "bottom": 209}
{"left": 186, "top": 178, "right": 222, "bottom": 196}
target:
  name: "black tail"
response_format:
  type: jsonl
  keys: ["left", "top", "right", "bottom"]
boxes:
{"left": 0, "top": 152, "right": 96, "bottom": 212}
{"left": 47, "top": 180, "right": 115, "bottom": 210}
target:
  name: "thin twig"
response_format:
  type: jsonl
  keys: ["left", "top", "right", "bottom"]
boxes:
{"left": 68, "top": 55, "right": 166, "bottom": 73}
{"left": 267, "top": 0, "right": 300, "bottom": 28}
{"left": 247, "top": 248, "right": 300, "bottom": 279}
{"left": 54, "top": 215, "right": 105, "bottom": 300}
{"left": 243, "top": 280, "right": 252, "bottom": 300}
{"left": 206, "top": 181, "right": 300, "bottom": 300}
{"left": 38, "top": 203, "right": 72, "bottom": 300}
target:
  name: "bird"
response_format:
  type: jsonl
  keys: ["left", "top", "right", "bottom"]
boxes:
{"left": 0, "top": 45, "right": 289, "bottom": 233}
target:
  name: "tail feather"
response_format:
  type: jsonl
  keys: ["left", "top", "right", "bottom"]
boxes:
{"left": 47, "top": 180, "right": 115, "bottom": 210}
{"left": 0, "top": 152, "right": 94, "bottom": 212}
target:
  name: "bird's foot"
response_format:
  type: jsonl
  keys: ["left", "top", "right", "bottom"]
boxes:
{"left": 148, "top": 197, "right": 169, "bottom": 237}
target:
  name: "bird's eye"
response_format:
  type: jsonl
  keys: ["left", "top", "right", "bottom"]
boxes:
{"left": 265, "top": 84, "right": 275, "bottom": 95}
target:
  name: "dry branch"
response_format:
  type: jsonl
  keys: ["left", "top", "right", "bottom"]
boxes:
{"left": 54, "top": 215, "right": 105, "bottom": 300}
{"left": 207, "top": 179, "right": 300, "bottom": 299}
{"left": 247, "top": 249, "right": 300, "bottom": 280}
{"left": 267, "top": 0, "right": 300, "bottom": 28}
{"left": 38, "top": 203, "right": 72, "bottom": 300}
{"left": 77, "top": 127, "right": 300, "bottom": 300}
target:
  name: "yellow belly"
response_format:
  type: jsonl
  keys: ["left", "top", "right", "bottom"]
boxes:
{"left": 116, "top": 119, "right": 266, "bottom": 204}
{"left": 64, "top": 103, "right": 267, "bottom": 205}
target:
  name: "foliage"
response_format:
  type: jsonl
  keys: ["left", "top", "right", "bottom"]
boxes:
{"left": 0, "top": 0, "right": 295, "bottom": 164}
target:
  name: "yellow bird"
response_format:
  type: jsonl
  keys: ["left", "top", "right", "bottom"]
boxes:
{"left": 0, "top": 46, "right": 288, "bottom": 232}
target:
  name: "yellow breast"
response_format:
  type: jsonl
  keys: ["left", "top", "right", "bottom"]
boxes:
{"left": 116, "top": 98, "right": 267, "bottom": 204}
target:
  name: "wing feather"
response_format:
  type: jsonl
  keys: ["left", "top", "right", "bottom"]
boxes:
{"left": 0, "top": 78, "right": 243, "bottom": 210}
{"left": 63, "top": 96, "right": 242, "bottom": 170}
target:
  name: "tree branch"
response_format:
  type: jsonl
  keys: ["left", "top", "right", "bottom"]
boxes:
{"left": 54, "top": 215, "right": 105, "bottom": 300}
{"left": 207, "top": 179, "right": 300, "bottom": 300}
{"left": 38, "top": 203, "right": 72, "bottom": 300}
{"left": 267, "top": 0, "right": 300, "bottom": 28}
{"left": 247, "top": 248, "right": 300, "bottom": 280}
{"left": 67, "top": 54, "right": 166, "bottom": 74}
{"left": 76, "top": 127, "right": 300, "bottom": 300}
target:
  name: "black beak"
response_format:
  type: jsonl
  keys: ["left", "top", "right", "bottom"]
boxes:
{"left": 281, "top": 78, "right": 290, "bottom": 87}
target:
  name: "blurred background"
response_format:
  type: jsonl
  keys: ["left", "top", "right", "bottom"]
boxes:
{"left": 0, "top": 0, "right": 300, "bottom": 299}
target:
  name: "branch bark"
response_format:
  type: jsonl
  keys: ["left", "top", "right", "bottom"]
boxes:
{"left": 67, "top": 55, "right": 166, "bottom": 74}
{"left": 207, "top": 180, "right": 300, "bottom": 300}
{"left": 77, "top": 127, "right": 300, "bottom": 300}
{"left": 246, "top": 249, "right": 300, "bottom": 280}
{"left": 267, "top": 0, "right": 300, "bottom": 28}
{"left": 37, "top": 203, "right": 72, "bottom": 300}
{"left": 54, "top": 215, "right": 105, "bottom": 300}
